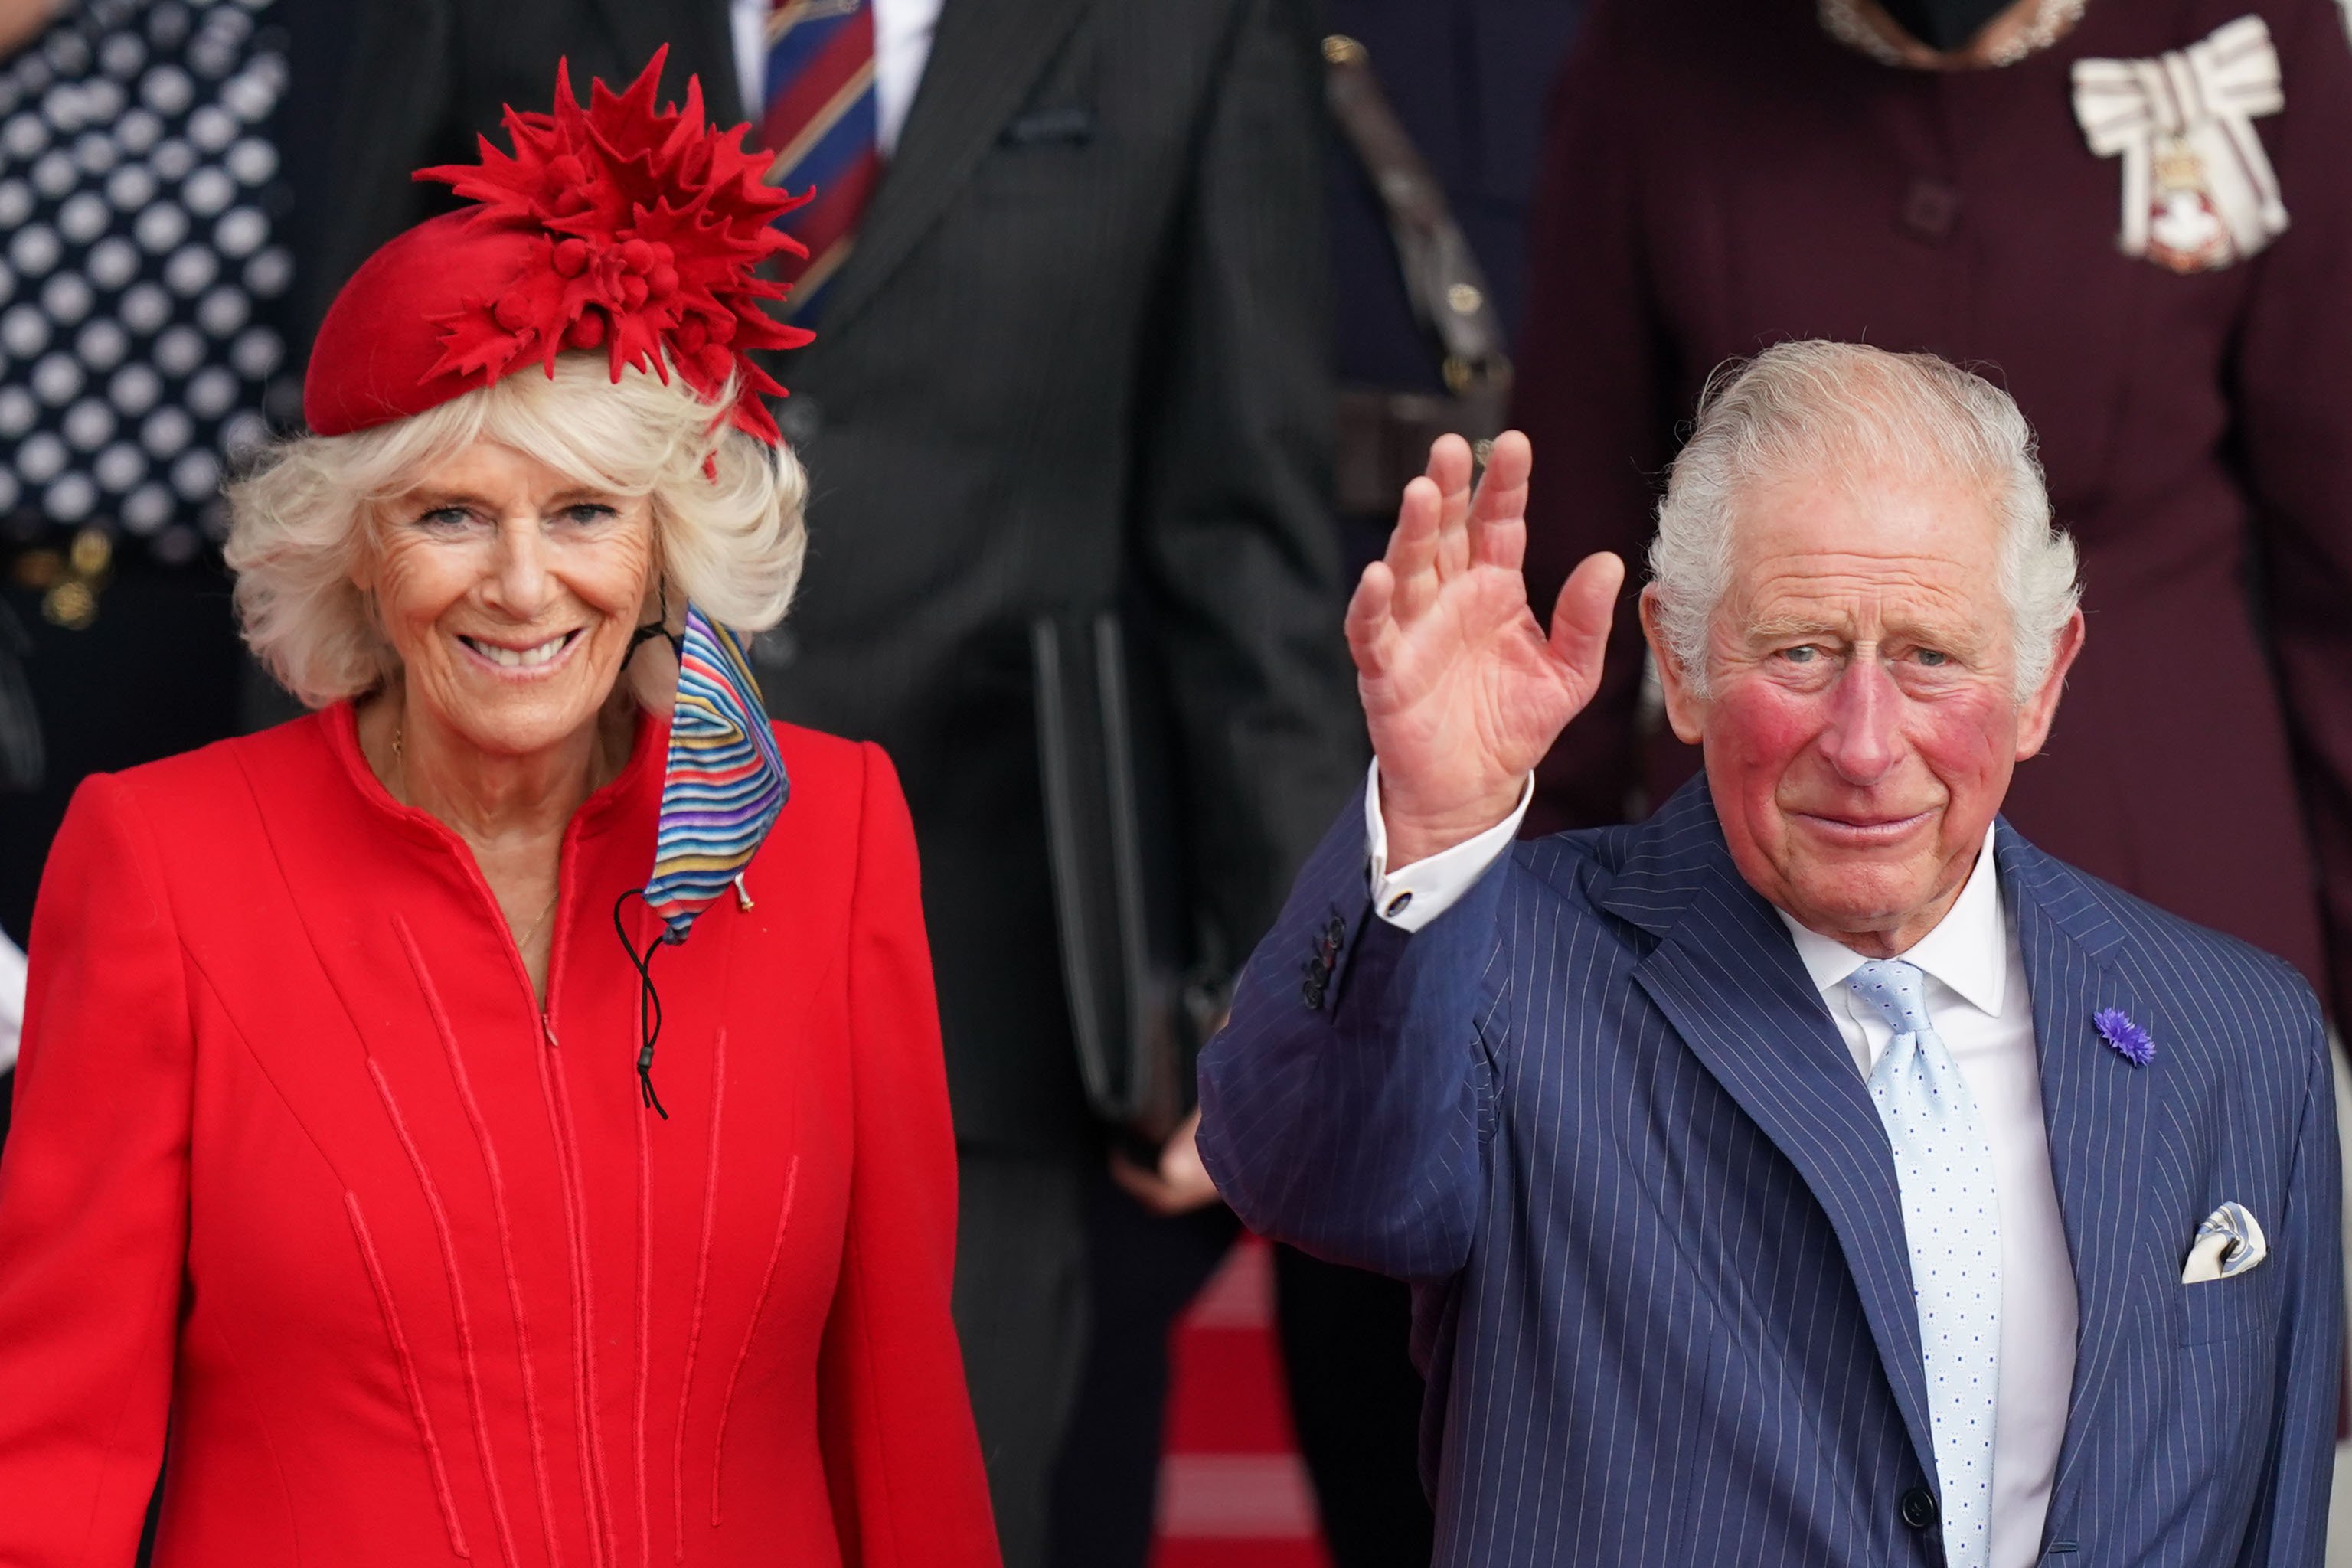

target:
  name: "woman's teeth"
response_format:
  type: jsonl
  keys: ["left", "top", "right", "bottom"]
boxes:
{"left": 463, "top": 632, "right": 574, "bottom": 668}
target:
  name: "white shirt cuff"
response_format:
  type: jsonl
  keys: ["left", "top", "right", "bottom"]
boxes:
{"left": 1364, "top": 762, "right": 1534, "bottom": 933}
{"left": 0, "top": 931, "right": 23, "bottom": 1076}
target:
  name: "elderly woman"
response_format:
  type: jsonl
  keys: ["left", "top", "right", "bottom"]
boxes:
{"left": 0, "top": 54, "right": 999, "bottom": 1568}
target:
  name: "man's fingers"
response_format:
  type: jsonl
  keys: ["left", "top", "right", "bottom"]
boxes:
{"left": 1345, "top": 560, "right": 1401, "bottom": 675}
{"left": 1423, "top": 434, "right": 1475, "bottom": 511}
{"left": 1468, "top": 430, "right": 1534, "bottom": 572}
{"left": 1108, "top": 1152, "right": 1178, "bottom": 1214}
{"left": 1386, "top": 474, "right": 1445, "bottom": 621}
{"left": 1426, "top": 436, "right": 1476, "bottom": 579}
{"left": 1548, "top": 550, "right": 1627, "bottom": 686}
{"left": 1107, "top": 1148, "right": 1221, "bottom": 1217}
{"left": 1469, "top": 431, "right": 1532, "bottom": 524}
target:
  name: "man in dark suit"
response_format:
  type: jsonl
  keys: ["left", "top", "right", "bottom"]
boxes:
{"left": 1200, "top": 342, "right": 2341, "bottom": 1564}
{"left": 302, "top": 6, "right": 1357, "bottom": 1565}
{"left": 1508, "top": 0, "right": 2352, "bottom": 1031}
{"left": 287, "top": 5, "right": 740, "bottom": 336}
{"left": 1326, "top": 0, "right": 1578, "bottom": 526}
{"left": 1292, "top": 5, "right": 1583, "bottom": 1563}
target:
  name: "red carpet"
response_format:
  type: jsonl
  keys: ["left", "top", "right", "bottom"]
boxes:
{"left": 1151, "top": 1237, "right": 1333, "bottom": 1568}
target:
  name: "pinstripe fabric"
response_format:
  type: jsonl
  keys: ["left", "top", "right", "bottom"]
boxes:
{"left": 1197, "top": 776, "right": 2341, "bottom": 1566}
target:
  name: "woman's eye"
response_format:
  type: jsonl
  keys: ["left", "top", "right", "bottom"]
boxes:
{"left": 559, "top": 502, "right": 618, "bottom": 527}
{"left": 416, "top": 506, "right": 475, "bottom": 531}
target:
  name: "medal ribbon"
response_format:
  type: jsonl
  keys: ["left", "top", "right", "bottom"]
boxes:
{"left": 2070, "top": 15, "right": 2286, "bottom": 269}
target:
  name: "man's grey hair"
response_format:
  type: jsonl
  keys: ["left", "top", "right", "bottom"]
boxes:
{"left": 1646, "top": 341, "right": 2080, "bottom": 701}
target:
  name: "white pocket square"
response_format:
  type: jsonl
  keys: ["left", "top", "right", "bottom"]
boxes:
{"left": 2181, "top": 1201, "right": 2267, "bottom": 1283}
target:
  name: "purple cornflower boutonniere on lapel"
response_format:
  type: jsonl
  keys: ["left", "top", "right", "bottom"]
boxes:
{"left": 2093, "top": 1007, "right": 2154, "bottom": 1067}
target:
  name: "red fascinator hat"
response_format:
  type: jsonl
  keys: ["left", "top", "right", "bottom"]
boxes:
{"left": 304, "top": 47, "right": 812, "bottom": 445}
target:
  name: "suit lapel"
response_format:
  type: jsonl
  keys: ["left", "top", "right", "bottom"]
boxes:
{"left": 810, "top": 0, "right": 1095, "bottom": 334}
{"left": 588, "top": 0, "right": 746, "bottom": 125}
{"left": 1602, "top": 785, "right": 1941, "bottom": 1486}
{"left": 1998, "top": 831, "right": 2164, "bottom": 1511}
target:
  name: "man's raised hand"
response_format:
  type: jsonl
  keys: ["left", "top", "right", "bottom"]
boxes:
{"left": 1348, "top": 433, "right": 1624, "bottom": 866}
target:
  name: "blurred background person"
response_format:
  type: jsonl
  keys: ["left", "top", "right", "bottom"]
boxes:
{"left": 0, "top": 583, "right": 28, "bottom": 1152}
{"left": 743, "top": 5, "right": 1358, "bottom": 1563}
{"left": 1264, "top": 5, "right": 1582, "bottom": 1567}
{"left": 0, "top": 0, "right": 318, "bottom": 1184}
{"left": 0, "top": 930, "right": 19, "bottom": 1148}
{"left": 0, "top": 0, "right": 299, "bottom": 1146}
{"left": 1511, "top": 0, "right": 2352, "bottom": 1034}
{"left": 283, "top": 4, "right": 718, "bottom": 343}
{"left": 300, "top": 5, "right": 1361, "bottom": 1565}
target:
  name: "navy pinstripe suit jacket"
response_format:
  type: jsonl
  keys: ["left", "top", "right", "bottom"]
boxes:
{"left": 1197, "top": 777, "right": 2341, "bottom": 1565}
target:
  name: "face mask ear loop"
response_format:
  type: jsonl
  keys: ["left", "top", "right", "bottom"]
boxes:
{"left": 612, "top": 888, "right": 671, "bottom": 1119}
{"left": 624, "top": 577, "right": 681, "bottom": 668}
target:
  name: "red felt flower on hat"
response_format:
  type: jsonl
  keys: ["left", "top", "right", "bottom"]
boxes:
{"left": 409, "top": 46, "right": 814, "bottom": 445}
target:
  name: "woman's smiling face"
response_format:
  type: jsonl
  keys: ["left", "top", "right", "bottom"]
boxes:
{"left": 359, "top": 438, "right": 656, "bottom": 760}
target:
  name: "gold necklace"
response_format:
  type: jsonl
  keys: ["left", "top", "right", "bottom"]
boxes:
{"left": 515, "top": 891, "right": 560, "bottom": 954}
{"left": 392, "top": 720, "right": 559, "bottom": 954}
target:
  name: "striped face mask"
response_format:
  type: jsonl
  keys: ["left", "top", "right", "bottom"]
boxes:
{"left": 648, "top": 606, "right": 791, "bottom": 939}
{"left": 618, "top": 605, "right": 790, "bottom": 1116}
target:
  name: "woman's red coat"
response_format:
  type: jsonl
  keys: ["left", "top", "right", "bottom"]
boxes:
{"left": 0, "top": 704, "right": 1001, "bottom": 1567}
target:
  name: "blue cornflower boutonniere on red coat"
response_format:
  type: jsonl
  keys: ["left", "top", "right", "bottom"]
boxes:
{"left": 2093, "top": 1007, "right": 2154, "bottom": 1067}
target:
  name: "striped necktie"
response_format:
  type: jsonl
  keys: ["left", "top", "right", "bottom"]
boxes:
{"left": 759, "top": 0, "right": 880, "bottom": 320}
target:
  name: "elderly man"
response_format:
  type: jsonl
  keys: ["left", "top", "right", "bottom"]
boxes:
{"left": 1197, "top": 341, "right": 2341, "bottom": 1566}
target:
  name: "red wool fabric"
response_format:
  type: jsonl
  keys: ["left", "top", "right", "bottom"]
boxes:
{"left": 303, "top": 214, "right": 549, "bottom": 436}
{"left": 304, "top": 48, "right": 815, "bottom": 444}
{"left": 0, "top": 709, "right": 1000, "bottom": 1566}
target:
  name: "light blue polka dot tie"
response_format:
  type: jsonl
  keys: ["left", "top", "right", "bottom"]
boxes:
{"left": 1847, "top": 959, "right": 2001, "bottom": 1568}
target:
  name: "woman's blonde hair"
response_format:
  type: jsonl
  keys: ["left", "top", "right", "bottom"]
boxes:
{"left": 224, "top": 353, "right": 807, "bottom": 709}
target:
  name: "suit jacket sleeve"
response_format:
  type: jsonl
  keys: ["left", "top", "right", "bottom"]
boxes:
{"left": 2234, "top": 982, "right": 2342, "bottom": 1565}
{"left": 0, "top": 776, "right": 192, "bottom": 1565}
{"left": 815, "top": 744, "right": 1000, "bottom": 1568}
{"left": 1134, "top": 0, "right": 1366, "bottom": 968}
{"left": 1510, "top": 0, "right": 1681, "bottom": 835}
{"left": 1195, "top": 792, "right": 1495, "bottom": 1279}
{"left": 2234, "top": 0, "right": 2352, "bottom": 1022}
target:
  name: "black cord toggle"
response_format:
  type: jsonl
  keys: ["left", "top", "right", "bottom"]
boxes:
{"left": 612, "top": 888, "right": 671, "bottom": 1119}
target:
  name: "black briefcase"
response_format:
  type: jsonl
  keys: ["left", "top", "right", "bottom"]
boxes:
{"left": 1028, "top": 611, "right": 1224, "bottom": 1153}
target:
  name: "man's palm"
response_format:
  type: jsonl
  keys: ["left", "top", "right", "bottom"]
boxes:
{"left": 1348, "top": 433, "right": 1624, "bottom": 864}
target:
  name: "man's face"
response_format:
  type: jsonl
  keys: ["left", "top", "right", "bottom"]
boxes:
{"left": 1645, "top": 467, "right": 2082, "bottom": 956}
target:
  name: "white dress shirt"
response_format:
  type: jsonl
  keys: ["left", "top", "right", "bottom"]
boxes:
{"left": 1368, "top": 764, "right": 2079, "bottom": 1566}
{"left": 0, "top": 931, "right": 24, "bottom": 1076}
{"left": 1363, "top": 760, "right": 1534, "bottom": 933}
{"left": 730, "top": 0, "right": 941, "bottom": 158}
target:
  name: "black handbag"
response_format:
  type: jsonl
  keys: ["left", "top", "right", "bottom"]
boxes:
{"left": 1029, "top": 611, "right": 1225, "bottom": 1152}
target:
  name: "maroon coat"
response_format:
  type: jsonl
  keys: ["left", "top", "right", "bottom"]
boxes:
{"left": 1515, "top": 0, "right": 2352, "bottom": 1017}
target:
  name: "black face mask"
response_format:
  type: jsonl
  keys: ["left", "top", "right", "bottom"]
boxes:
{"left": 1876, "top": 0, "right": 2014, "bottom": 51}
